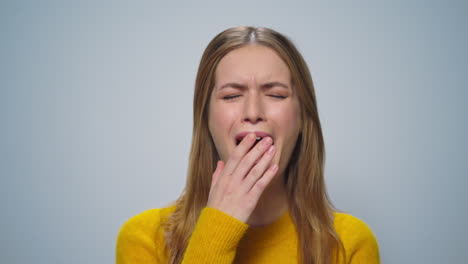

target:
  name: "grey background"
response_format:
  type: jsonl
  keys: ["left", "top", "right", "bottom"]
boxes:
{"left": 1, "top": 0, "right": 466, "bottom": 263}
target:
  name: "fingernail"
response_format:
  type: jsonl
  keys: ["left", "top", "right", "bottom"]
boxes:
{"left": 267, "top": 145, "right": 275, "bottom": 154}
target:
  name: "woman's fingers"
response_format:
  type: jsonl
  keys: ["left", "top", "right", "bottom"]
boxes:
{"left": 232, "top": 136, "right": 274, "bottom": 185}
{"left": 211, "top": 160, "right": 224, "bottom": 187}
{"left": 206, "top": 132, "right": 279, "bottom": 223}
{"left": 249, "top": 163, "right": 279, "bottom": 201}
{"left": 241, "top": 144, "right": 276, "bottom": 193}
{"left": 220, "top": 133, "right": 257, "bottom": 177}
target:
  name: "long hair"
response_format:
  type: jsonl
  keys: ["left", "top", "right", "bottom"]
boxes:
{"left": 163, "top": 26, "right": 345, "bottom": 264}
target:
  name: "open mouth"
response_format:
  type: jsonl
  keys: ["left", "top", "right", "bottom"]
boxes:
{"left": 236, "top": 136, "right": 274, "bottom": 148}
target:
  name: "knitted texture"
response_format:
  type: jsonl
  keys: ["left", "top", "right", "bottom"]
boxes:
{"left": 116, "top": 205, "right": 380, "bottom": 263}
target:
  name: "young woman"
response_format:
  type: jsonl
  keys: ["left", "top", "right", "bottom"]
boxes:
{"left": 116, "top": 26, "right": 380, "bottom": 264}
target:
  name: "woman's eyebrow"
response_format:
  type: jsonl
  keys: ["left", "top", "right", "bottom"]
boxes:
{"left": 218, "top": 81, "right": 290, "bottom": 90}
{"left": 261, "top": 82, "right": 290, "bottom": 90}
{"left": 218, "top": 82, "right": 247, "bottom": 90}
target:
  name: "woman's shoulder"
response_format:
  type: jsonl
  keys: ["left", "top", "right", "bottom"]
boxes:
{"left": 116, "top": 202, "right": 177, "bottom": 262}
{"left": 332, "top": 211, "right": 380, "bottom": 261}
{"left": 333, "top": 211, "right": 373, "bottom": 233}
{"left": 117, "top": 202, "right": 177, "bottom": 241}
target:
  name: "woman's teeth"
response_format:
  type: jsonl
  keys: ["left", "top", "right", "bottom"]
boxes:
{"left": 253, "top": 137, "right": 262, "bottom": 146}
{"left": 236, "top": 137, "right": 274, "bottom": 146}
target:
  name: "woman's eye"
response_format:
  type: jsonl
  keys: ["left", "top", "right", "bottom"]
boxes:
{"left": 269, "top": 95, "right": 287, "bottom": 99}
{"left": 222, "top": 95, "right": 287, "bottom": 101}
{"left": 222, "top": 95, "right": 240, "bottom": 100}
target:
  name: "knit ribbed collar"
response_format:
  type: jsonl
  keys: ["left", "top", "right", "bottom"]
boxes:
{"left": 237, "top": 209, "right": 296, "bottom": 249}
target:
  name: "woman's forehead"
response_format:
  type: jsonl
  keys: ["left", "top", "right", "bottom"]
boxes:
{"left": 214, "top": 45, "right": 291, "bottom": 85}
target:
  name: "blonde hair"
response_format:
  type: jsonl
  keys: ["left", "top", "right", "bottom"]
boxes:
{"left": 163, "top": 26, "right": 345, "bottom": 264}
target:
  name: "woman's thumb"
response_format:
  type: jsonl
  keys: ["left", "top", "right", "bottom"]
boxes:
{"left": 211, "top": 160, "right": 224, "bottom": 186}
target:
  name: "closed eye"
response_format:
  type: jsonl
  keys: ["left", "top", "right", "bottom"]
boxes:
{"left": 269, "top": 95, "right": 287, "bottom": 99}
{"left": 222, "top": 95, "right": 241, "bottom": 100}
{"left": 222, "top": 95, "right": 287, "bottom": 101}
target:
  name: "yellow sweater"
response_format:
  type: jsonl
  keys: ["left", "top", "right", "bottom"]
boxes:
{"left": 116, "top": 205, "right": 380, "bottom": 263}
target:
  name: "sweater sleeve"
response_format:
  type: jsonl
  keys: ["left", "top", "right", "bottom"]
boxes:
{"left": 182, "top": 207, "right": 249, "bottom": 263}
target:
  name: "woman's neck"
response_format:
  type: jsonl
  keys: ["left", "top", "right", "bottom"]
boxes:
{"left": 246, "top": 174, "right": 289, "bottom": 227}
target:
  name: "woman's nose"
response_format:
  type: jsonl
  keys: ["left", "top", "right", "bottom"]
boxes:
{"left": 242, "top": 92, "right": 265, "bottom": 124}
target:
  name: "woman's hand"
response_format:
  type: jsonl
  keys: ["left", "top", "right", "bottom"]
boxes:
{"left": 206, "top": 132, "right": 278, "bottom": 223}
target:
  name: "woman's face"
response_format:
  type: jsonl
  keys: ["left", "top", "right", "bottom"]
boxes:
{"left": 208, "top": 44, "right": 302, "bottom": 177}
